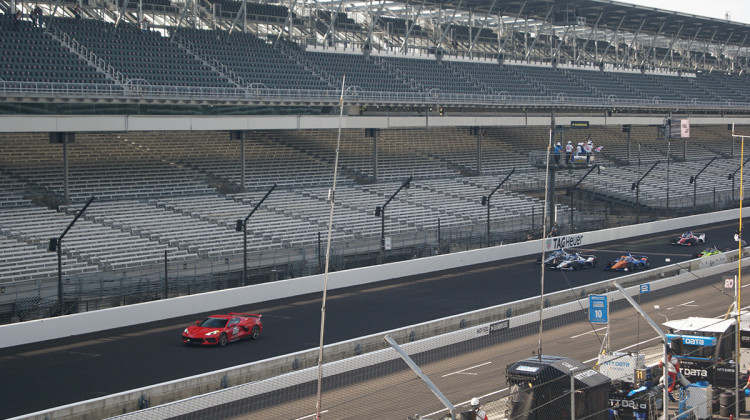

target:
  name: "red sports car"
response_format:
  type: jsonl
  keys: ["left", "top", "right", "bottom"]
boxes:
{"left": 182, "top": 313, "right": 262, "bottom": 346}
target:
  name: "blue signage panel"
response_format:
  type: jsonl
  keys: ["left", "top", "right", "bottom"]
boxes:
{"left": 589, "top": 294, "right": 608, "bottom": 324}
{"left": 639, "top": 284, "right": 650, "bottom": 294}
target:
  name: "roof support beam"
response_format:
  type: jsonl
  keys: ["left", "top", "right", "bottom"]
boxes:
{"left": 226, "top": 0, "right": 247, "bottom": 38}
{"left": 308, "top": 0, "right": 344, "bottom": 48}
{"left": 402, "top": 1, "right": 426, "bottom": 53}
{"left": 677, "top": 27, "right": 701, "bottom": 70}
{"left": 640, "top": 20, "right": 665, "bottom": 68}
{"left": 499, "top": 2, "right": 525, "bottom": 56}
{"left": 732, "top": 34, "right": 749, "bottom": 72}
{"left": 658, "top": 24, "right": 683, "bottom": 68}
{"left": 436, "top": 0, "right": 463, "bottom": 50}
{"left": 276, "top": 0, "right": 299, "bottom": 44}
{"left": 469, "top": 0, "right": 497, "bottom": 58}
{"left": 599, "top": 15, "right": 625, "bottom": 65}
{"left": 625, "top": 19, "right": 646, "bottom": 67}
{"left": 552, "top": 24, "right": 571, "bottom": 65}
{"left": 577, "top": 12, "right": 602, "bottom": 65}
{"left": 365, "top": 0, "right": 388, "bottom": 50}
{"left": 697, "top": 30, "right": 718, "bottom": 70}
{"left": 714, "top": 31, "right": 735, "bottom": 70}
{"left": 525, "top": 4, "right": 553, "bottom": 60}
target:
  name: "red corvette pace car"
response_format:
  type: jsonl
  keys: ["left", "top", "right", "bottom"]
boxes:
{"left": 182, "top": 312, "right": 262, "bottom": 346}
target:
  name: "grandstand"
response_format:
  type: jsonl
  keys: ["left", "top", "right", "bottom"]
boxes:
{"left": 0, "top": 0, "right": 749, "bottom": 319}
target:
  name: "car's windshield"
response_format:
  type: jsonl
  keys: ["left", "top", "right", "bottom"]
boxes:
{"left": 199, "top": 318, "right": 227, "bottom": 328}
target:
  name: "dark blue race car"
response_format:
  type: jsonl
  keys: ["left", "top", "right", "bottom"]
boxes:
{"left": 550, "top": 252, "right": 598, "bottom": 270}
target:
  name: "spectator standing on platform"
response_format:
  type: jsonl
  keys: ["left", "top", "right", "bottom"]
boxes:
{"left": 565, "top": 140, "right": 574, "bottom": 165}
{"left": 32, "top": 6, "right": 42, "bottom": 28}
{"left": 73, "top": 5, "right": 82, "bottom": 20}
{"left": 13, "top": 10, "right": 21, "bottom": 29}
{"left": 141, "top": 17, "right": 149, "bottom": 33}
{"left": 585, "top": 139, "right": 594, "bottom": 164}
{"left": 553, "top": 142, "right": 562, "bottom": 166}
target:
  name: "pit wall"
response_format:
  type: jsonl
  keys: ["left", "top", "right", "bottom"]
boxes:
{"left": 0, "top": 208, "right": 741, "bottom": 350}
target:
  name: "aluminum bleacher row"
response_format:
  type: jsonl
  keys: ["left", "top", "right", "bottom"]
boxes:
{"left": 0, "top": 126, "right": 744, "bottom": 285}
{"left": 2, "top": 16, "right": 750, "bottom": 102}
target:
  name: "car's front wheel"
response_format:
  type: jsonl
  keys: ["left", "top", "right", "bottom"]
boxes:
{"left": 218, "top": 333, "right": 228, "bottom": 347}
{"left": 251, "top": 325, "right": 261, "bottom": 340}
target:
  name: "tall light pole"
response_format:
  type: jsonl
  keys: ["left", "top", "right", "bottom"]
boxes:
{"left": 316, "top": 76, "right": 347, "bottom": 420}
{"left": 48, "top": 196, "right": 95, "bottom": 316}
{"left": 481, "top": 169, "right": 514, "bottom": 247}
{"left": 236, "top": 184, "right": 276, "bottom": 286}
{"left": 631, "top": 161, "right": 659, "bottom": 224}
{"left": 375, "top": 176, "right": 412, "bottom": 264}
{"left": 689, "top": 157, "right": 716, "bottom": 214}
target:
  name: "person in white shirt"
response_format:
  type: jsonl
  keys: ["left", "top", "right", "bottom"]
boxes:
{"left": 564, "top": 141, "right": 574, "bottom": 165}
{"left": 470, "top": 397, "right": 488, "bottom": 420}
{"left": 584, "top": 139, "right": 594, "bottom": 164}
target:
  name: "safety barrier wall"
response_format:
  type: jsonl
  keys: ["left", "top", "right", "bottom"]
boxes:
{"left": 0, "top": 208, "right": 740, "bottom": 350}
{"left": 2, "top": 115, "right": 750, "bottom": 133}
{"left": 21, "top": 249, "right": 746, "bottom": 420}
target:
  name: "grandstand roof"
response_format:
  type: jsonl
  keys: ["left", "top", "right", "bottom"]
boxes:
{"left": 346, "top": 0, "right": 750, "bottom": 48}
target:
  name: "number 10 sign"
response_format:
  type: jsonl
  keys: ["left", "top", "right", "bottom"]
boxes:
{"left": 589, "top": 294, "right": 608, "bottom": 324}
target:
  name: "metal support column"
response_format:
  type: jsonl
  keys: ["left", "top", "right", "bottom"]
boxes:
{"left": 476, "top": 128, "right": 482, "bottom": 174}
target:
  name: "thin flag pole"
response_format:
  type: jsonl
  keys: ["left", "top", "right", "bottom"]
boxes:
{"left": 315, "top": 75, "right": 346, "bottom": 420}
{"left": 538, "top": 120, "right": 553, "bottom": 361}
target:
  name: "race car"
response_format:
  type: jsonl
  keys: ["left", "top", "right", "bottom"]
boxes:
{"left": 604, "top": 254, "right": 649, "bottom": 271}
{"left": 550, "top": 252, "right": 597, "bottom": 270}
{"left": 670, "top": 231, "right": 706, "bottom": 246}
{"left": 182, "top": 312, "right": 262, "bottom": 346}
{"left": 693, "top": 246, "right": 729, "bottom": 258}
{"left": 537, "top": 248, "right": 571, "bottom": 267}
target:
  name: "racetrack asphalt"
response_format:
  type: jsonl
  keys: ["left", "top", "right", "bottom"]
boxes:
{"left": 0, "top": 220, "right": 743, "bottom": 418}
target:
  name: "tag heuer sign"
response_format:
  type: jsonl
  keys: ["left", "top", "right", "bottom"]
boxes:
{"left": 571, "top": 121, "right": 590, "bottom": 129}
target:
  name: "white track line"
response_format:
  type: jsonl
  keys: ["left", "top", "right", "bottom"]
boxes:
{"left": 570, "top": 326, "right": 607, "bottom": 339}
{"left": 441, "top": 361, "right": 492, "bottom": 377}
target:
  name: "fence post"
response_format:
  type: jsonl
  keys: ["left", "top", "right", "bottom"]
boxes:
{"left": 164, "top": 250, "right": 168, "bottom": 299}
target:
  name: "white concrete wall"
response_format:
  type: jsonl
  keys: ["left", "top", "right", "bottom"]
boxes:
{"left": 0, "top": 209, "right": 740, "bottom": 349}
{"left": 2, "top": 115, "right": 749, "bottom": 133}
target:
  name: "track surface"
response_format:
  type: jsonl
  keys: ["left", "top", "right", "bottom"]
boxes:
{"left": 250, "top": 268, "right": 738, "bottom": 419}
{"left": 0, "top": 221, "right": 742, "bottom": 418}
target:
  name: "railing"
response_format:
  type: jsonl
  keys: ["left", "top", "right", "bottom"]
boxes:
{"left": 53, "top": 26, "right": 128, "bottom": 85}
{"left": 2, "top": 80, "right": 750, "bottom": 112}
{"left": 173, "top": 35, "right": 244, "bottom": 87}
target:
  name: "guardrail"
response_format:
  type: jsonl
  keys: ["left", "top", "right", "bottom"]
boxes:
{"left": 1, "top": 80, "right": 750, "bottom": 111}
